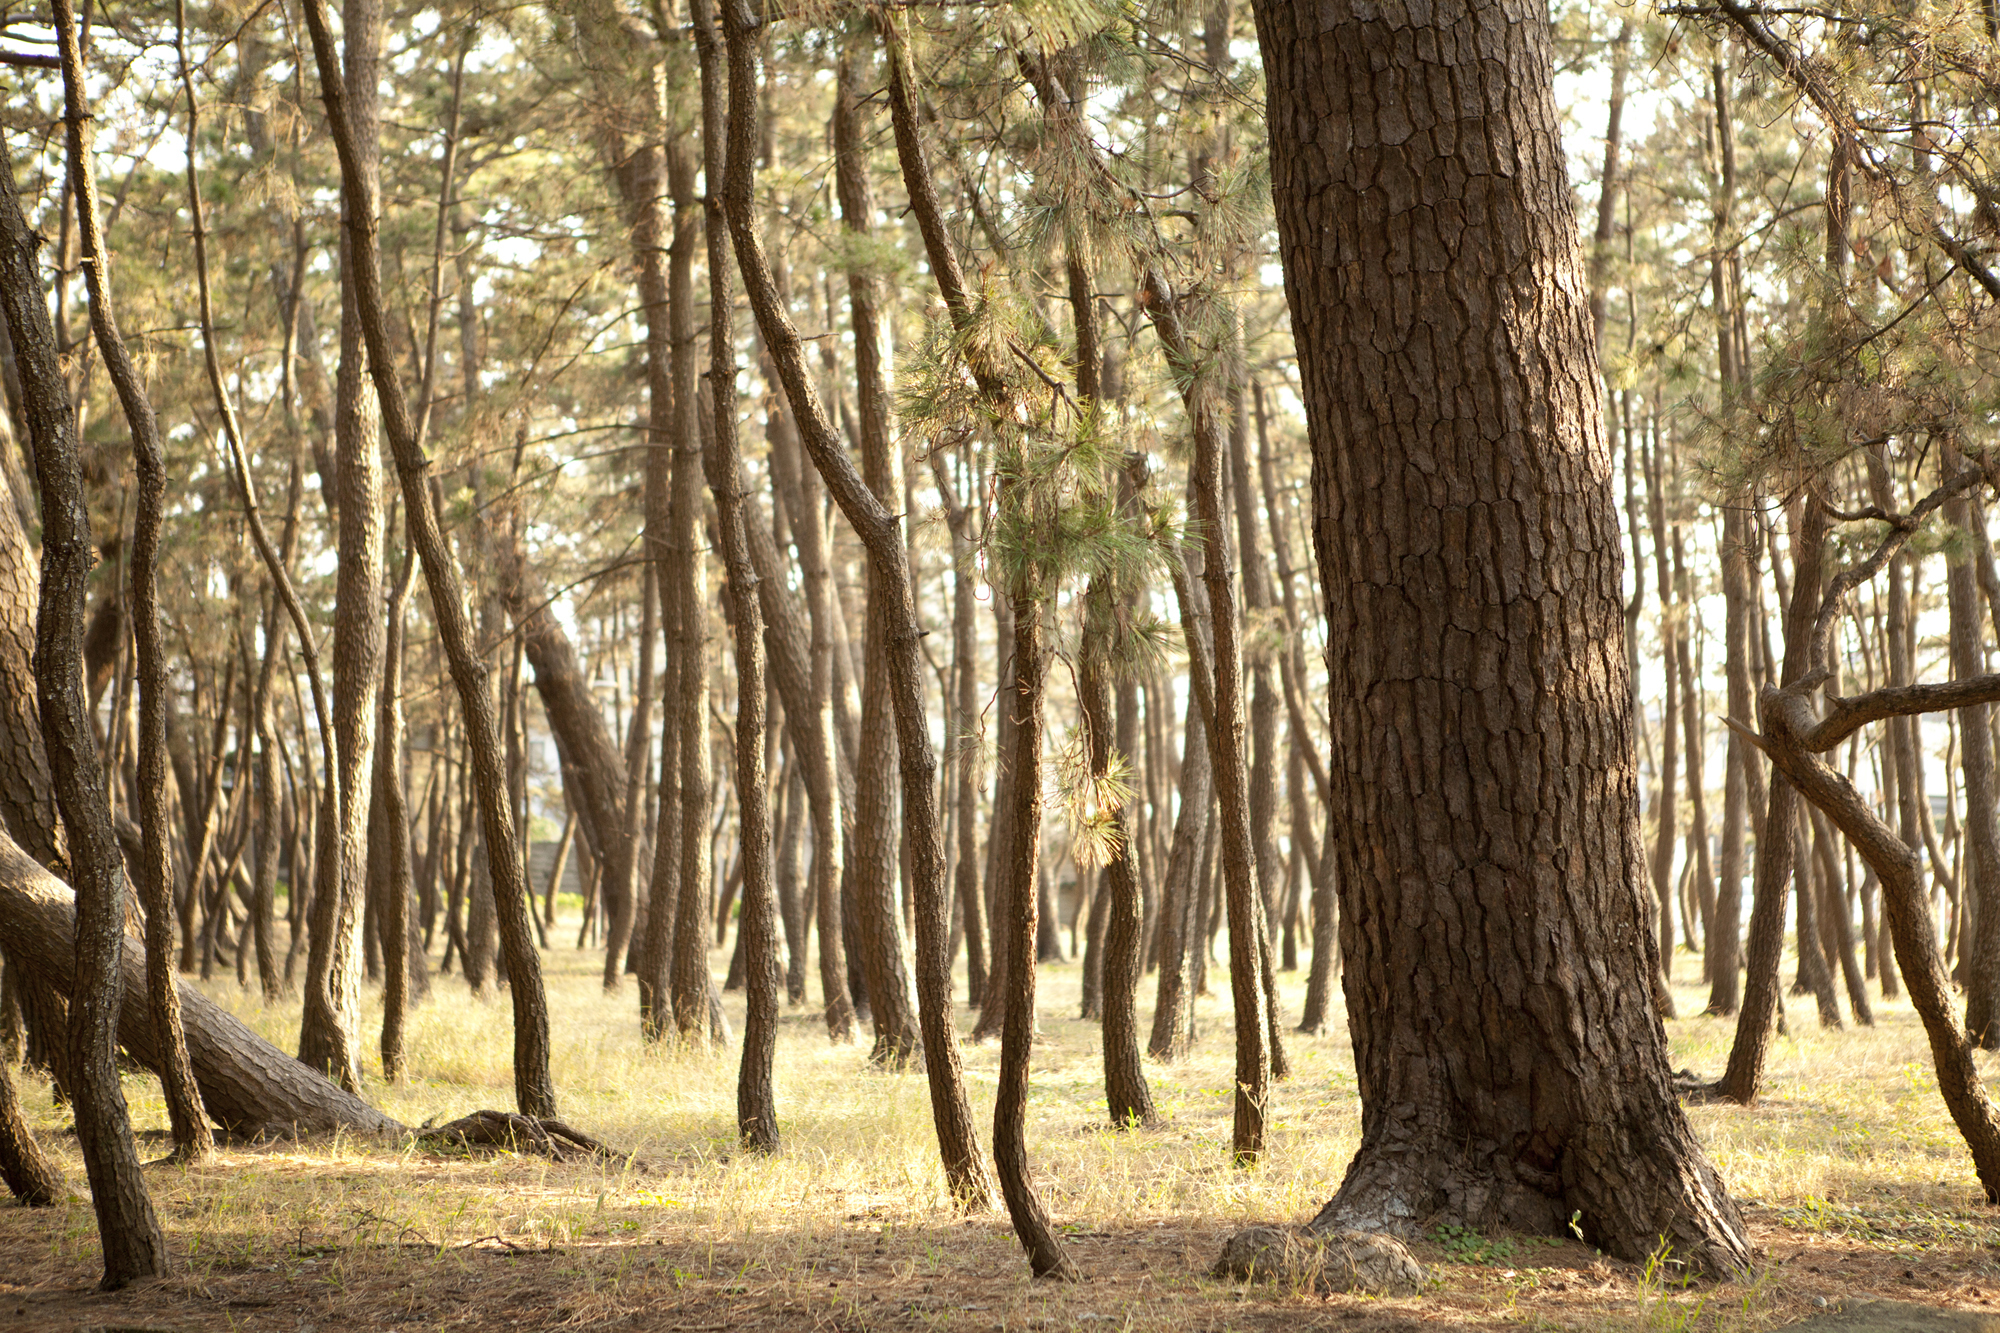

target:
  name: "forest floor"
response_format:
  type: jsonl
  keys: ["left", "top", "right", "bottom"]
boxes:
{"left": 0, "top": 923, "right": 1995, "bottom": 1332}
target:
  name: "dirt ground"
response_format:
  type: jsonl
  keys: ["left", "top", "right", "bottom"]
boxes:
{"left": 3, "top": 1171, "right": 2000, "bottom": 1333}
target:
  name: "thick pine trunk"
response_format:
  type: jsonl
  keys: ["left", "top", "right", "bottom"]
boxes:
{"left": 1251, "top": 0, "right": 1749, "bottom": 1271}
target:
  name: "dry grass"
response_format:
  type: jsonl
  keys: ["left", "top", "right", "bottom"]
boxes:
{"left": 0, "top": 930, "right": 1997, "bottom": 1330}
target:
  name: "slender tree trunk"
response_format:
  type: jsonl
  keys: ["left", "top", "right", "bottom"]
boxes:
{"left": 725, "top": 3, "right": 992, "bottom": 1210}
{"left": 70, "top": 10, "right": 216, "bottom": 1161}
{"left": 377, "top": 538, "right": 416, "bottom": 1081}
{"left": 1083, "top": 588, "right": 1155, "bottom": 1128}
{"left": 1148, "top": 673, "right": 1213, "bottom": 1060}
{"left": 1718, "top": 499, "right": 1829, "bottom": 1098}
{"left": 834, "top": 49, "right": 921, "bottom": 1065}
{"left": 1950, "top": 473, "right": 2000, "bottom": 1046}
{"left": 690, "top": 24, "right": 777, "bottom": 1148}
{"left": 298, "top": 0, "right": 386, "bottom": 1090}
{"left": 0, "top": 129, "right": 166, "bottom": 1286}
{"left": 989, "top": 591, "right": 1079, "bottom": 1277}
{"left": 639, "top": 133, "right": 693, "bottom": 1042}
{"left": 1143, "top": 271, "right": 1271, "bottom": 1163}
{"left": 1644, "top": 427, "right": 1680, "bottom": 995}
{"left": 300, "top": 0, "right": 555, "bottom": 1117}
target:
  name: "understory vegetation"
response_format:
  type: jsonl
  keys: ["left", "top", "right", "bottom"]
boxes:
{"left": 3, "top": 934, "right": 1998, "bottom": 1330}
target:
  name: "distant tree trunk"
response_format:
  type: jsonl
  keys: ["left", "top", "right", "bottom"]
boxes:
{"left": 665, "top": 142, "right": 714, "bottom": 1043}
{"left": 1643, "top": 427, "right": 1680, "bottom": 999}
{"left": 1672, "top": 530, "right": 1716, "bottom": 983}
{"left": 936, "top": 452, "right": 987, "bottom": 1010}
{"left": 1809, "top": 805, "right": 1871, "bottom": 1025}
{"left": 1708, "top": 505, "right": 1755, "bottom": 1016}
{"left": 974, "top": 600, "right": 1018, "bottom": 1045}
{"left": 493, "top": 527, "right": 634, "bottom": 994}
{"left": 1252, "top": 0, "right": 1750, "bottom": 1269}
{"left": 0, "top": 128, "right": 166, "bottom": 1286}
{"left": 298, "top": 0, "right": 386, "bottom": 1092}
{"left": 1083, "top": 580, "right": 1155, "bottom": 1129}
{"left": 1792, "top": 796, "right": 1843, "bottom": 1026}
{"left": 1148, "top": 688, "right": 1212, "bottom": 1061}
{"left": 249, "top": 456, "right": 305, "bottom": 1003}
{"left": 775, "top": 762, "right": 808, "bottom": 1003}
{"left": 377, "top": 540, "right": 416, "bottom": 1081}
{"left": 0, "top": 1058, "right": 58, "bottom": 1205}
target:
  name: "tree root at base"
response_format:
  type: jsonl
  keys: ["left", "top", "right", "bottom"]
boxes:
{"left": 415, "top": 1109, "right": 644, "bottom": 1168}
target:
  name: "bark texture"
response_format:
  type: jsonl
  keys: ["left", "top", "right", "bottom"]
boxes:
{"left": 1250, "top": 0, "right": 1750, "bottom": 1271}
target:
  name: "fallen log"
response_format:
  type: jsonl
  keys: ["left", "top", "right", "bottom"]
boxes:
{"left": 0, "top": 831, "right": 399, "bottom": 1138}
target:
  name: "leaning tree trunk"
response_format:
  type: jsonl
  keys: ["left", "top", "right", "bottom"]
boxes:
{"left": 0, "top": 829, "right": 398, "bottom": 1136}
{"left": 300, "top": 0, "right": 555, "bottom": 1117}
{"left": 0, "top": 1057, "right": 58, "bottom": 1205}
{"left": 1250, "top": 0, "right": 1750, "bottom": 1271}
{"left": 725, "top": 1, "right": 992, "bottom": 1211}
{"left": 834, "top": 48, "right": 921, "bottom": 1066}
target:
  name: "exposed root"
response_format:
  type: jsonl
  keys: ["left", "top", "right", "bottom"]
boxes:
{"left": 416, "top": 1110, "right": 644, "bottom": 1168}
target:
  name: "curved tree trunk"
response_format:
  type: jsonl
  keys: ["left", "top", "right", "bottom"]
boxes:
{"left": 0, "top": 131, "right": 165, "bottom": 1285}
{"left": 1146, "top": 278, "right": 1270, "bottom": 1162}
{"left": 1251, "top": 0, "right": 1750, "bottom": 1271}
{"left": 834, "top": 49, "right": 921, "bottom": 1066}
{"left": 0, "top": 1057, "right": 58, "bottom": 1205}
{"left": 493, "top": 533, "right": 634, "bottom": 993}
{"left": 990, "top": 596, "right": 1078, "bottom": 1278}
{"left": 300, "top": 0, "right": 555, "bottom": 1118}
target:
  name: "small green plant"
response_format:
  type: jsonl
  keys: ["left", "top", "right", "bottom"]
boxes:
{"left": 1430, "top": 1222, "right": 1518, "bottom": 1265}
{"left": 1635, "top": 1237, "right": 1707, "bottom": 1333}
